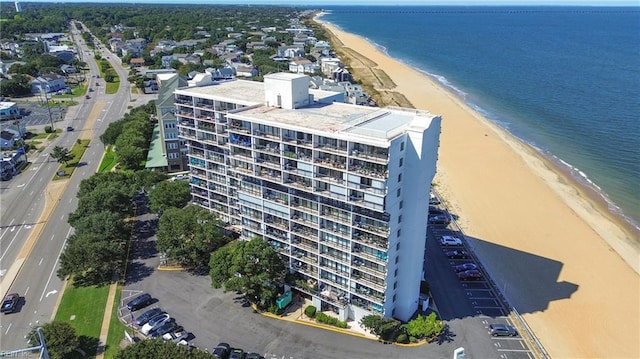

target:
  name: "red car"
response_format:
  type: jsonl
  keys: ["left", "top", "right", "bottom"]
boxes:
{"left": 1, "top": 293, "right": 20, "bottom": 314}
{"left": 457, "top": 270, "right": 482, "bottom": 281}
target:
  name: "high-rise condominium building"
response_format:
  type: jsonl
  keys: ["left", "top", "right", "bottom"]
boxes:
{"left": 175, "top": 73, "right": 441, "bottom": 322}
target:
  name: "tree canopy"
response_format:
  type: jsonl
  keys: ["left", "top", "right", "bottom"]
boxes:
{"left": 50, "top": 146, "right": 75, "bottom": 166}
{"left": 156, "top": 205, "right": 230, "bottom": 269}
{"left": 115, "top": 338, "right": 213, "bottom": 359}
{"left": 209, "top": 238, "right": 286, "bottom": 308}
{"left": 149, "top": 180, "right": 191, "bottom": 213}
{"left": 28, "top": 321, "right": 79, "bottom": 359}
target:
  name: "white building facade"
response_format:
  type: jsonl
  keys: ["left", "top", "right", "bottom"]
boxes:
{"left": 175, "top": 73, "right": 441, "bottom": 323}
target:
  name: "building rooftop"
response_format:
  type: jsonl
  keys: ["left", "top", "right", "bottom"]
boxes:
{"left": 175, "top": 80, "right": 265, "bottom": 107}
{"left": 238, "top": 102, "right": 438, "bottom": 142}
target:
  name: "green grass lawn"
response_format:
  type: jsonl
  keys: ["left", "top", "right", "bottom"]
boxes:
{"left": 54, "top": 283, "right": 110, "bottom": 358}
{"left": 98, "top": 146, "right": 118, "bottom": 173}
{"left": 54, "top": 139, "right": 90, "bottom": 180}
{"left": 105, "top": 78, "right": 120, "bottom": 95}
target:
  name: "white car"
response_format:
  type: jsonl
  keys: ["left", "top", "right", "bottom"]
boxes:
{"left": 163, "top": 329, "right": 189, "bottom": 345}
{"left": 141, "top": 313, "right": 170, "bottom": 335}
{"left": 440, "top": 235, "right": 463, "bottom": 246}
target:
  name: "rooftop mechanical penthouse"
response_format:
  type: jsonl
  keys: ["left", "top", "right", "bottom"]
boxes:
{"left": 175, "top": 73, "right": 441, "bottom": 323}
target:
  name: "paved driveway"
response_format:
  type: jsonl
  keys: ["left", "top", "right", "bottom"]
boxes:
{"left": 120, "top": 199, "right": 471, "bottom": 359}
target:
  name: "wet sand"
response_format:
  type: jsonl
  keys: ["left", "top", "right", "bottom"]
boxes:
{"left": 315, "top": 15, "right": 639, "bottom": 359}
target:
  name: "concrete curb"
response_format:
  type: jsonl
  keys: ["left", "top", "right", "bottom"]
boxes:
{"left": 156, "top": 265, "right": 185, "bottom": 271}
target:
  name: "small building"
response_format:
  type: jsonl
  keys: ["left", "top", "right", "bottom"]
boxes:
{"left": 129, "top": 58, "right": 145, "bottom": 67}
{"left": 30, "top": 73, "right": 67, "bottom": 94}
{"left": 0, "top": 102, "right": 20, "bottom": 120}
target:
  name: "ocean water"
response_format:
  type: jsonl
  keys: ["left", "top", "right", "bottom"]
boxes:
{"left": 319, "top": 6, "right": 640, "bottom": 231}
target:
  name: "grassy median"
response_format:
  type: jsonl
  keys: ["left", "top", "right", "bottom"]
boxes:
{"left": 53, "top": 139, "right": 90, "bottom": 180}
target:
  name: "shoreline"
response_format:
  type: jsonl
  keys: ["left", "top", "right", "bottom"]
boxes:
{"left": 314, "top": 12, "right": 639, "bottom": 359}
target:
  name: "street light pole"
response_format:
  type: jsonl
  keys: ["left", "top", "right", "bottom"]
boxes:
{"left": 40, "top": 84, "right": 55, "bottom": 130}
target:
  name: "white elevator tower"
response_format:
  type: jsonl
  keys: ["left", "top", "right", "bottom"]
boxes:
{"left": 15, "top": 1, "right": 22, "bottom": 12}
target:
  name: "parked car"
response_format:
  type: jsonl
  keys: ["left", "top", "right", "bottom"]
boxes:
{"left": 489, "top": 323, "right": 518, "bottom": 337}
{"left": 445, "top": 250, "right": 468, "bottom": 259}
{"left": 162, "top": 328, "right": 190, "bottom": 345}
{"left": 66, "top": 126, "right": 74, "bottom": 132}
{"left": 229, "top": 348, "right": 245, "bottom": 359}
{"left": 1, "top": 293, "right": 20, "bottom": 314}
{"left": 212, "top": 342, "right": 231, "bottom": 359}
{"left": 85, "top": 95, "right": 91, "bottom": 99}
{"left": 135, "top": 307, "right": 163, "bottom": 326}
{"left": 454, "top": 263, "right": 478, "bottom": 272}
{"left": 141, "top": 313, "right": 170, "bottom": 335}
{"left": 457, "top": 269, "right": 482, "bottom": 280}
{"left": 149, "top": 321, "right": 178, "bottom": 339}
{"left": 428, "top": 214, "right": 451, "bottom": 226}
{"left": 429, "top": 192, "right": 441, "bottom": 205}
{"left": 245, "top": 353, "right": 265, "bottom": 359}
{"left": 429, "top": 205, "right": 446, "bottom": 215}
{"left": 439, "top": 235, "right": 462, "bottom": 246}
{"left": 126, "top": 293, "right": 152, "bottom": 311}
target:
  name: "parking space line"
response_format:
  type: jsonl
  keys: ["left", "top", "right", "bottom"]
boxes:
{"left": 497, "top": 349, "right": 532, "bottom": 352}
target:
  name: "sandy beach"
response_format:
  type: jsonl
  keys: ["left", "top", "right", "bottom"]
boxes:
{"left": 315, "top": 15, "right": 639, "bottom": 359}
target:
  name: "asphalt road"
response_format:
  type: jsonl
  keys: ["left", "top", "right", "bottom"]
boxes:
{"left": 0, "top": 22, "right": 141, "bottom": 352}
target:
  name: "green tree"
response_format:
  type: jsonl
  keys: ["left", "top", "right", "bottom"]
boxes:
{"left": 131, "top": 169, "right": 168, "bottom": 193}
{"left": 57, "top": 232, "right": 125, "bottom": 286}
{"left": 28, "top": 321, "right": 79, "bottom": 359}
{"left": 209, "top": 238, "right": 286, "bottom": 308}
{"left": 114, "top": 131, "right": 147, "bottom": 170}
{"left": 115, "top": 338, "right": 213, "bottom": 358}
{"left": 405, "top": 312, "right": 444, "bottom": 339}
{"left": 68, "top": 210, "right": 128, "bottom": 241}
{"left": 157, "top": 205, "right": 229, "bottom": 269}
{"left": 70, "top": 182, "right": 133, "bottom": 224}
{"left": 359, "top": 315, "right": 402, "bottom": 341}
{"left": 149, "top": 180, "right": 191, "bottom": 213}
{"left": 50, "top": 145, "right": 74, "bottom": 166}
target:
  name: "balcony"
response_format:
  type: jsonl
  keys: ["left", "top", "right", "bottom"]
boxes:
{"left": 350, "top": 147, "right": 389, "bottom": 164}
{"left": 353, "top": 286, "right": 385, "bottom": 304}
{"left": 352, "top": 274, "right": 386, "bottom": 293}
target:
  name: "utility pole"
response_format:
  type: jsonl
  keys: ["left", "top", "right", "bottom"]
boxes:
{"left": 41, "top": 85, "right": 55, "bottom": 130}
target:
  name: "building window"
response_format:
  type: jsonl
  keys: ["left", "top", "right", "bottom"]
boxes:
{"left": 400, "top": 142, "right": 405, "bottom": 151}
{"left": 399, "top": 158, "right": 403, "bottom": 167}
{"left": 397, "top": 173, "right": 402, "bottom": 182}
{"left": 398, "top": 215, "right": 402, "bottom": 224}
{"left": 395, "top": 255, "right": 399, "bottom": 264}
{"left": 399, "top": 200, "right": 403, "bottom": 209}
{"left": 394, "top": 268, "right": 398, "bottom": 277}
{"left": 393, "top": 282, "right": 398, "bottom": 290}
{"left": 393, "top": 294, "right": 397, "bottom": 303}
{"left": 397, "top": 188, "right": 401, "bottom": 197}
{"left": 397, "top": 229, "right": 401, "bottom": 237}
{"left": 396, "top": 242, "right": 400, "bottom": 251}
{"left": 164, "top": 123, "right": 176, "bottom": 129}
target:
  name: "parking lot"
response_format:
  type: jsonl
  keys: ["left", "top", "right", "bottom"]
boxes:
{"left": 9, "top": 98, "right": 69, "bottom": 129}
{"left": 121, "top": 196, "right": 458, "bottom": 359}
{"left": 426, "top": 200, "right": 536, "bottom": 359}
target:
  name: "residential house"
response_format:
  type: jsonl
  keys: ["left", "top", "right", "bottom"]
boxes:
{"left": 234, "top": 65, "right": 258, "bottom": 78}
{"left": 129, "top": 58, "right": 145, "bottom": 67}
{"left": 31, "top": 73, "right": 66, "bottom": 94}
{"left": 277, "top": 46, "right": 305, "bottom": 59}
{"left": 332, "top": 68, "right": 352, "bottom": 83}
{"left": 289, "top": 57, "right": 318, "bottom": 74}
{"left": 60, "top": 64, "right": 77, "bottom": 74}
{"left": 321, "top": 57, "right": 342, "bottom": 76}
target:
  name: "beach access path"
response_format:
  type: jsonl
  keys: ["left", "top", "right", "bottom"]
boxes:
{"left": 315, "top": 15, "right": 639, "bottom": 359}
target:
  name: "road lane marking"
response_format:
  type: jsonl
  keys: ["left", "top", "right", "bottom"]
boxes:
{"left": 497, "top": 349, "right": 532, "bottom": 352}
{"left": 24, "top": 286, "right": 29, "bottom": 295}
{"left": 50, "top": 235, "right": 55, "bottom": 241}
{"left": 4, "top": 322, "right": 11, "bottom": 335}
{"left": 39, "top": 227, "right": 74, "bottom": 302}
{"left": 0, "top": 225, "right": 24, "bottom": 262}
{"left": 39, "top": 258, "right": 43, "bottom": 266}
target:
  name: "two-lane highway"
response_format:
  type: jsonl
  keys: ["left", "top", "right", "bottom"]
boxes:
{"left": 0, "top": 21, "right": 142, "bottom": 351}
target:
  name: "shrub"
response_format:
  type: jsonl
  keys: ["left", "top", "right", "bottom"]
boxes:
{"left": 304, "top": 305, "right": 316, "bottom": 318}
{"left": 409, "top": 336, "right": 417, "bottom": 343}
{"left": 336, "top": 321, "right": 348, "bottom": 328}
{"left": 396, "top": 333, "right": 409, "bottom": 344}
{"left": 44, "top": 125, "right": 53, "bottom": 133}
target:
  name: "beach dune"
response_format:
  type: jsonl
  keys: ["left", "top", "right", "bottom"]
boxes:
{"left": 317, "top": 16, "right": 639, "bottom": 359}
